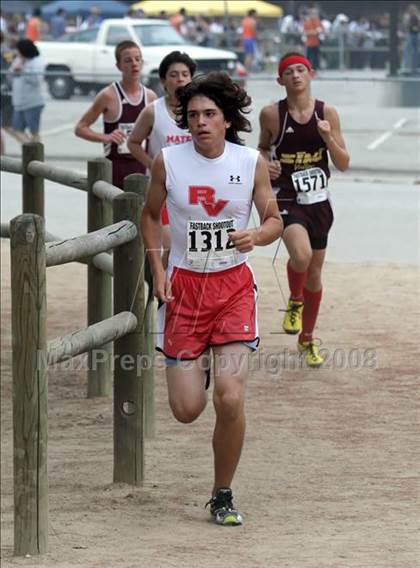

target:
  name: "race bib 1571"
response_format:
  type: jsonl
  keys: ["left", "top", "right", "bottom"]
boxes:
{"left": 291, "top": 167, "right": 328, "bottom": 205}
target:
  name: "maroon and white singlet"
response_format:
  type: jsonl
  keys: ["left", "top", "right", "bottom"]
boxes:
{"left": 104, "top": 81, "right": 149, "bottom": 188}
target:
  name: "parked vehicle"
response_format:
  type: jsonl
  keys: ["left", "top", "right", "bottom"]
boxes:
{"left": 37, "top": 18, "right": 246, "bottom": 99}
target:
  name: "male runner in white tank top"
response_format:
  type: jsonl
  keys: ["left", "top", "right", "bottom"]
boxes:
{"left": 141, "top": 72, "right": 283, "bottom": 526}
{"left": 128, "top": 51, "right": 196, "bottom": 263}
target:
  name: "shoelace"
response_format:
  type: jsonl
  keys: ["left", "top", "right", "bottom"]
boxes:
{"left": 306, "top": 343, "right": 319, "bottom": 361}
{"left": 205, "top": 494, "right": 234, "bottom": 511}
{"left": 288, "top": 303, "right": 302, "bottom": 326}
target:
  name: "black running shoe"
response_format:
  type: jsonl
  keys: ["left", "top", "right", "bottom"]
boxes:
{"left": 205, "top": 487, "right": 243, "bottom": 526}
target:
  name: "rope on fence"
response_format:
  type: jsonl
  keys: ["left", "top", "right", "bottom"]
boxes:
{"left": 93, "top": 180, "right": 123, "bottom": 202}
{"left": 0, "top": 156, "right": 23, "bottom": 174}
{"left": 27, "top": 160, "right": 88, "bottom": 191}
{"left": 46, "top": 220, "right": 136, "bottom": 267}
{"left": 47, "top": 311, "right": 137, "bottom": 366}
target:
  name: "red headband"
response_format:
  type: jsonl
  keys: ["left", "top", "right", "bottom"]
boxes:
{"left": 278, "top": 55, "right": 312, "bottom": 76}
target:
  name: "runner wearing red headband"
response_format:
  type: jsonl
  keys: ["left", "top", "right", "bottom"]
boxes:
{"left": 258, "top": 51, "right": 350, "bottom": 367}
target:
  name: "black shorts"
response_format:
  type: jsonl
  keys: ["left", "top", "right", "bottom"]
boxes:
{"left": 278, "top": 198, "right": 334, "bottom": 250}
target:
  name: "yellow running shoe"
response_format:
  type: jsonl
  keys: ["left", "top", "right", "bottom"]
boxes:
{"left": 282, "top": 300, "right": 304, "bottom": 334}
{"left": 298, "top": 341, "right": 324, "bottom": 368}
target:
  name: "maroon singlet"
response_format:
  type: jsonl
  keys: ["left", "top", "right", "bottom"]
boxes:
{"left": 104, "top": 81, "right": 148, "bottom": 188}
{"left": 273, "top": 98, "right": 330, "bottom": 201}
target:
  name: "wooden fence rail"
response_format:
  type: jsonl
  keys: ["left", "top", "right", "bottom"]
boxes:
{"left": 27, "top": 160, "right": 88, "bottom": 191}
{"left": 0, "top": 156, "right": 22, "bottom": 174}
{"left": 47, "top": 311, "right": 137, "bottom": 366}
{"left": 93, "top": 179, "right": 123, "bottom": 202}
{"left": 45, "top": 220, "right": 136, "bottom": 267}
{"left": 1, "top": 223, "right": 113, "bottom": 275}
{"left": 1, "top": 143, "right": 156, "bottom": 556}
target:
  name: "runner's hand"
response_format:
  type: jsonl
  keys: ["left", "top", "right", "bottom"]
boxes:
{"left": 268, "top": 159, "right": 281, "bottom": 180}
{"left": 228, "top": 230, "right": 256, "bottom": 253}
{"left": 153, "top": 274, "right": 174, "bottom": 303}
{"left": 316, "top": 117, "right": 332, "bottom": 142}
{"left": 105, "top": 129, "right": 126, "bottom": 145}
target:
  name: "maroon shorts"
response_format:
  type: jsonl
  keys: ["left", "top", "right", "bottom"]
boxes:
{"left": 111, "top": 158, "right": 146, "bottom": 189}
{"left": 278, "top": 198, "right": 334, "bottom": 250}
{"left": 156, "top": 263, "right": 258, "bottom": 360}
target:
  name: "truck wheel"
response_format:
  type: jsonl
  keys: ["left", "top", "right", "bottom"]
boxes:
{"left": 48, "top": 74, "right": 75, "bottom": 100}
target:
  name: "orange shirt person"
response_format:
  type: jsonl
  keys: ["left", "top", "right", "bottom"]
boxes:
{"left": 303, "top": 9, "right": 323, "bottom": 70}
{"left": 241, "top": 9, "right": 257, "bottom": 70}
{"left": 26, "top": 8, "right": 42, "bottom": 42}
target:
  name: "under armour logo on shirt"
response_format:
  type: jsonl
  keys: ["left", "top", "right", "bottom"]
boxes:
{"left": 285, "top": 126, "right": 294, "bottom": 134}
{"left": 229, "top": 175, "right": 241, "bottom": 184}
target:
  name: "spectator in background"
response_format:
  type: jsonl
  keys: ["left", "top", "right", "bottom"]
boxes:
{"left": 170, "top": 8, "right": 187, "bottom": 35}
{"left": 81, "top": 6, "right": 102, "bottom": 30}
{"left": 50, "top": 8, "right": 66, "bottom": 39}
{"left": 0, "top": 9, "right": 7, "bottom": 34}
{"left": 1, "top": 30, "right": 14, "bottom": 153}
{"left": 241, "top": 9, "right": 258, "bottom": 71}
{"left": 208, "top": 17, "right": 224, "bottom": 48}
{"left": 402, "top": 4, "right": 419, "bottom": 74}
{"left": 303, "top": 8, "right": 323, "bottom": 71}
{"left": 126, "top": 7, "right": 145, "bottom": 18}
{"left": 348, "top": 16, "right": 373, "bottom": 69}
{"left": 10, "top": 39, "right": 46, "bottom": 142}
{"left": 26, "top": 7, "right": 43, "bottom": 42}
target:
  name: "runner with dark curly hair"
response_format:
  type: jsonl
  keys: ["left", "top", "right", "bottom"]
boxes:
{"left": 175, "top": 71, "right": 252, "bottom": 144}
{"left": 141, "top": 71, "right": 283, "bottom": 526}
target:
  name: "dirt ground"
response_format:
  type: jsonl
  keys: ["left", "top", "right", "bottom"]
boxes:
{"left": 1, "top": 240, "right": 419, "bottom": 568}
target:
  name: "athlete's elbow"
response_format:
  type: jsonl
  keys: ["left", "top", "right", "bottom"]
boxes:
{"left": 336, "top": 156, "right": 350, "bottom": 172}
{"left": 74, "top": 122, "right": 83, "bottom": 138}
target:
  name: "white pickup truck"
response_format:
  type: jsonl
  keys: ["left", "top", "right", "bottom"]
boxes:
{"left": 37, "top": 18, "right": 246, "bottom": 99}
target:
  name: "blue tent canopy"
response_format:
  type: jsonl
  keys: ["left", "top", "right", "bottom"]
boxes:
{"left": 2, "top": 1, "right": 36, "bottom": 13}
{"left": 41, "top": 0, "right": 128, "bottom": 18}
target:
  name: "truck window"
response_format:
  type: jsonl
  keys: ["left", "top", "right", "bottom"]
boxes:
{"left": 66, "top": 28, "right": 98, "bottom": 43}
{"left": 133, "top": 24, "right": 186, "bottom": 46}
{"left": 106, "top": 26, "right": 132, "bottom": 46}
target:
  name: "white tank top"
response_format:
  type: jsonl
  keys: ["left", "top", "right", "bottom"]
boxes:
{"left": 148, "top": 97, "right": 192, "bottom": 159}
{"left": 162, "top": 141, "right": 259, "bottom": 273}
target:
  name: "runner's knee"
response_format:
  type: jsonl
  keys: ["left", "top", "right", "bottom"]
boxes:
{"left": 290, "top": 249, "right": 312, "bottom": 271}
{"left": 213, "top": 389, "right": 244, "bottom": 421}
{"left": 169, "top": 398, "right": 206, "bottom": 423}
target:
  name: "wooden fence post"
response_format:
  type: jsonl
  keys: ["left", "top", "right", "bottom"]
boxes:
{"left": 87, "top": 159, "right": 113, "bottom": 398}
{"left": 22, "top": 142, "right": 44, "bottom": 217}
{"left": 113, "top": 192, "right": 145, "bottom": 485}
{"left": 124, "top": 174, "right": 155, "bottom": 438}
{"left": 10, "top": 214, "right": 48, "bottom": 556}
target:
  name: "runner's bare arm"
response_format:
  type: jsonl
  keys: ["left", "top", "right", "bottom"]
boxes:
{"left": 74, "top": 89, "right": 125, "bottom": 145}
{"left": 317, "top": 105, "right": 350, "bottom": 171}
{"left": 257, "top": 105, "right": 275, "bottom": 160}
{"left": 258, "top": 106, "right": 282, "bottom": 180}
{"left": 140, "top": 153, "right": 172, "bottom": 302}
{"left": 127, "top": 104, "right": 154, "bottom": 169}
{"left": 229, "top": 156, "right": 283, "bottom": 253}
{"left": 145, "top": 87, "right": 158, "bottom": 104}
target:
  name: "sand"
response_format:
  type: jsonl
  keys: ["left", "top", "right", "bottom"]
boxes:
{"left": 1, "top": 240, "right": 419, "bottom": 568}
